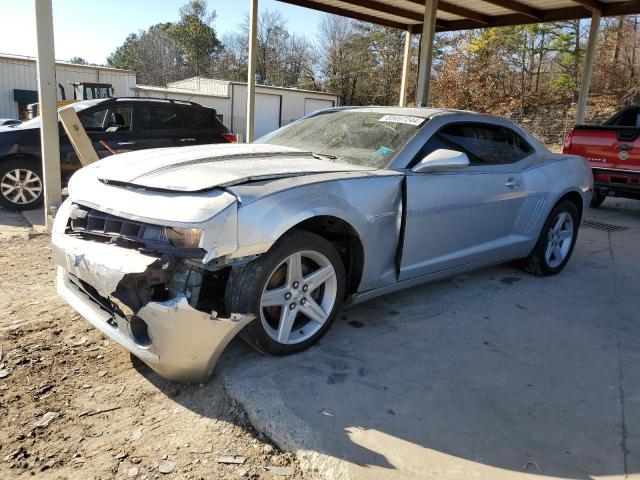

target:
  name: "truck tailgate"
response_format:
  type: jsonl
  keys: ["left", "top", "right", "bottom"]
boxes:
{"left": 567, "top": 126, "right": 640, "bottom": 172}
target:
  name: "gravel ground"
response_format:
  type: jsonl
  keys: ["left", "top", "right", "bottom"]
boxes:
{"left": 0, "top": 230, "right": 304, "bottom": 480}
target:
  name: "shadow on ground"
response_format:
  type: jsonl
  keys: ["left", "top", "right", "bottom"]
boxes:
{"left": 136, "top": 198, "right": 640, "bottom": 480}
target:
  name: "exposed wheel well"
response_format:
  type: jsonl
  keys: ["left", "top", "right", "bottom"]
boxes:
{"left": 291, "top": 216, "right": 364, "bottom": 296}
{"left": 556, "top": 191, "right": 584, "bottom": 222}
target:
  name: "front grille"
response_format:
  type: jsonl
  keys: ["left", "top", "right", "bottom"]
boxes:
{"left": 66, "top": 204, "right": 168, "bottom": 248}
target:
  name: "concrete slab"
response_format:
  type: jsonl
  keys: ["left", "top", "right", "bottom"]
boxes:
{"left": 219, "top": 198, "right": 640, "bottom": 480}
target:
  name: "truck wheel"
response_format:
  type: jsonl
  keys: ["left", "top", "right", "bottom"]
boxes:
{"left": 0, "top": 158, "right": 44, "bottom": 210}
{"left": 590, "top": 189, "right": 606, "bottom": 208}
{"left": 521, "top": 200, "right": 579, "bottom": 276}
{"left": 225, "top": 230, "right": 346, "bottom": 356}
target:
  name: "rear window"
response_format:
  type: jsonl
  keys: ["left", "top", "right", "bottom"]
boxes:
{"left": 605, "top": 107, "right": 640, "bottom": 127}
{"left": 180, "top": 107, "right": 222, "bottom": 130}
{"left": 256, "top": 110, "right": 426, "bottom": 168}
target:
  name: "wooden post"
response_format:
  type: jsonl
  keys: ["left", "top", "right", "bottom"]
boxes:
{"left": 246, "top": 0, "right": 258, "bottom": 142}
{"left": 34, "top": 0, "right": 61, "bottom": 228}
{"left": 416, "top": 0, "right": 438, "bottom": 107}
{"left": 575, "top": 11, "right": 601, "bottom": 124}
{"left": 399, "top": 27, "right": 413, "bottom": 107}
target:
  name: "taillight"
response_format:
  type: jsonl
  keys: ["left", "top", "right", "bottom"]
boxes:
{"left": 221, "top": 132, "right": 237, "bottom": 143}
{"left": 562, "top": 130, "right": 575, "bottom": 154}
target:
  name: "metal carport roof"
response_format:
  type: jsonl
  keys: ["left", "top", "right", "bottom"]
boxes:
{"left": 276, "top": 0, "right": 640, "bottom": 31}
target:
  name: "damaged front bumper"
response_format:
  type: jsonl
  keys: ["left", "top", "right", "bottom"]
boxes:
{"left": 51, "top": 209, "right": 253, "bottom": 383}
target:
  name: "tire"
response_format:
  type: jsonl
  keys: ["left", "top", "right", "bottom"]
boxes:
{"left": 521, "top": 200, "right": 579, "bottom": 276}
{"left": 590, "top": 189, "right": 606, "bottom": 208}
{"left": 225, "top": 230, "right": 346, "bottom": 356}
{"left": 0, "top": 158, "right": 44, "bottom": 210}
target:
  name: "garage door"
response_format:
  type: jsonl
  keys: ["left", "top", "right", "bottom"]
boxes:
{"left": 255, "top": 94, "right": 281, "bottom": 139}
{"left": 304, "top": 98, "right": 334, "bottom": 115}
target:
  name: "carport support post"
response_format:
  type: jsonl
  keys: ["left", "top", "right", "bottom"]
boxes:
{"left": 399, "top": 27, "right": 413, "bottom": 107}
{"left": 246, "top": 0, "right": 258, "bottom": 142}
{"left": 34, "top": 0, "right": 61, "bottom": 228}
{"left": 575, "top": 11, "right": 601, "bottom": 124}
{"left": 416, "top": 0, "right": 438, "bottom": 107}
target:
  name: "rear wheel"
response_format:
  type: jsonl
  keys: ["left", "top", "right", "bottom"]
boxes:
{"left": 0, "top": 158, "right": 43, "bottom": 210}
{"left": 225, "top": 230, "right": 346, "bottom": 355}
{"left": 590, "top": 189, "right": 606, "bottom": 208}
{"left": 521, "top": 200, "right": 579, "bottom": 276}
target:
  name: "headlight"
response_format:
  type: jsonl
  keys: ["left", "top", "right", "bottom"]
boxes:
{"left": 165, "top": 227, "right": 202, "bottom": 248}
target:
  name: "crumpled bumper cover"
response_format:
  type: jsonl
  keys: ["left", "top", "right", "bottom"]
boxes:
{"left": 52, "top": 232, "right": 253, "bottom": 383}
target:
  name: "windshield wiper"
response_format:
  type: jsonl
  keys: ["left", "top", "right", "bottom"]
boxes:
{"left": 312, "top": 152, "right": 338, "bottom": 160}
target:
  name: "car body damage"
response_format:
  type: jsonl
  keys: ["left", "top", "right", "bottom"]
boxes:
{"left": 51, "top": 201, "right": 254, "bottom": 382}
{"left": 52, "top": 107, "right": 592, "bottom": 382}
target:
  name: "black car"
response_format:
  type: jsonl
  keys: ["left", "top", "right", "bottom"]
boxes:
{"left": 0, "top": 97, "right": 235, "bottom": 210}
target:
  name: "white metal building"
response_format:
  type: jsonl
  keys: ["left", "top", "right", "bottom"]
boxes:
{"left": 133, "top": 77, "right": 340, "bottom": 140}
{"left": 0, "top": 53, "right": 136, "bottom": 120}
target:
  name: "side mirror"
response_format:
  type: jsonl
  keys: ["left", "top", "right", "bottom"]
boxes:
{"left": 411, "top": 149, "right": 470, "bottom": 173}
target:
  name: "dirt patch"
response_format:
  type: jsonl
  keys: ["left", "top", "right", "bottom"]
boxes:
{"left": 0, "top": 235, "right": 304, "bottom": 479}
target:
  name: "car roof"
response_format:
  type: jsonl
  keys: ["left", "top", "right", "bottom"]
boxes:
{"left": 74, "top": 97, "right": 205, "bottom": 109}
{"left": 329, "top": 105, "right": 474, "bottom": 119}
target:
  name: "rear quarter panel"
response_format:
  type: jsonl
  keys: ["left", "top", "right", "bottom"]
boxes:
{"left": 510, "top": 154, "right": 592, "bottom": 258}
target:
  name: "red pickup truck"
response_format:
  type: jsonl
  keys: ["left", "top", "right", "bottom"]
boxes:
{"left": 563, "top": 105, "right": 640, "bottom": 207}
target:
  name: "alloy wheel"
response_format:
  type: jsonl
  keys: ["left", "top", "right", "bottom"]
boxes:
{"left": 260, "top": 250, "right": 337, "bottom": 345}
{"left": 545, "top": 211, "right": 574, "bottom": 268}
{"left": 0, "top": 168, "right": 43, "bottom": 205}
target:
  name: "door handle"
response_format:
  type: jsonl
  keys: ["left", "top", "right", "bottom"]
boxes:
{"left": 505, "top": 178, "right": 521, "bottom": 188}
{"left": 117, "top": 141, "right": 135, "bottom": 146}
{"left": 179, "top": 138, "right": 196, "bottom": 142}
{"left": 617, "top": 144, "right": 633, "bottom": 151}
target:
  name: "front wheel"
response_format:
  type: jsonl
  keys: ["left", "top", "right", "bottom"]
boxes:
{"left": 0, "top": 158, "right": 44, "bottom": 210}
{"left": 521, "top": 200, "right": 579, "bottom": 276}
{"left": 225, "top": 230, "right": 346, "bottom": 355}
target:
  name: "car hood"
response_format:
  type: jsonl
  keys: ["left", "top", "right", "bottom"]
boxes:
{"left": 90, "top": 143, "right": 373, "bottom": 192}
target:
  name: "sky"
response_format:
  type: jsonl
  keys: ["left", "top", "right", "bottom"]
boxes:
{"left": 0, "top": 0, "right": 322, "bottom": 65}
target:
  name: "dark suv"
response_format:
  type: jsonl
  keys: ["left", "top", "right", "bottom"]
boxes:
{"left": 0, "top": 97, "right": 235, "bottom": 210}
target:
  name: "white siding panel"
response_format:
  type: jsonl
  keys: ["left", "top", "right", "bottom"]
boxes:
{"left": 231, "top": 84, "right": 339, "bottom": 140}
{"left": 168, "top": 77, "right": 229, "bottom": 97}
{"left": 304, "top": 97, "right": 335, "bottom": 115}
{"left": 0, "top": 56, "right": 136, "bottom": 119}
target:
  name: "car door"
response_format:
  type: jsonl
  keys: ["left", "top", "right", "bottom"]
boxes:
{"left": 59, "top": 104, "right": 135, "bottom": 179}
{"left": 133, "top": 103, "right": 182, "bottom": 150}
{"left": 82, "top": 104, "right": 136, "bottom": 156}
{"left": 399, "top": 122, "right": 530, "bottom": 281}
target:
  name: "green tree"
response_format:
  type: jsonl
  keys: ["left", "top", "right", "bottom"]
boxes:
{"left": 170, "top": 0, "right": 222, "bottom": 77}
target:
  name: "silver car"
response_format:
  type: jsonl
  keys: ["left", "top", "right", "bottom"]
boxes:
{"left": 51, "top": 107, "right": 593, "bottom": 381}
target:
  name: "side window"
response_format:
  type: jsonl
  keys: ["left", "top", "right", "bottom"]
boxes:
{"left": 79, "top": 106, "right": 132, "bottom": 133}
{"left": 79, "top": 108, "right": 108, "bottom": 132}
{"left": 436, "top": 123, "right": 532, "bottom": 165}
{"left": 138, "top": 106, "right": 182, "bottom": 130}
{"left": 105, "top": 107, "right": 132, "bottom": 132}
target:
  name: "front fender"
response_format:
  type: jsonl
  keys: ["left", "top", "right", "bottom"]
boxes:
{"left": 232, "top": 175, "right": 403, "bottom": 292}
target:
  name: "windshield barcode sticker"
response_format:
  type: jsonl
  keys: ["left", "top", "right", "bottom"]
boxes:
{"left": 378, "top": 114, "right": 424, "bottom": 126}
